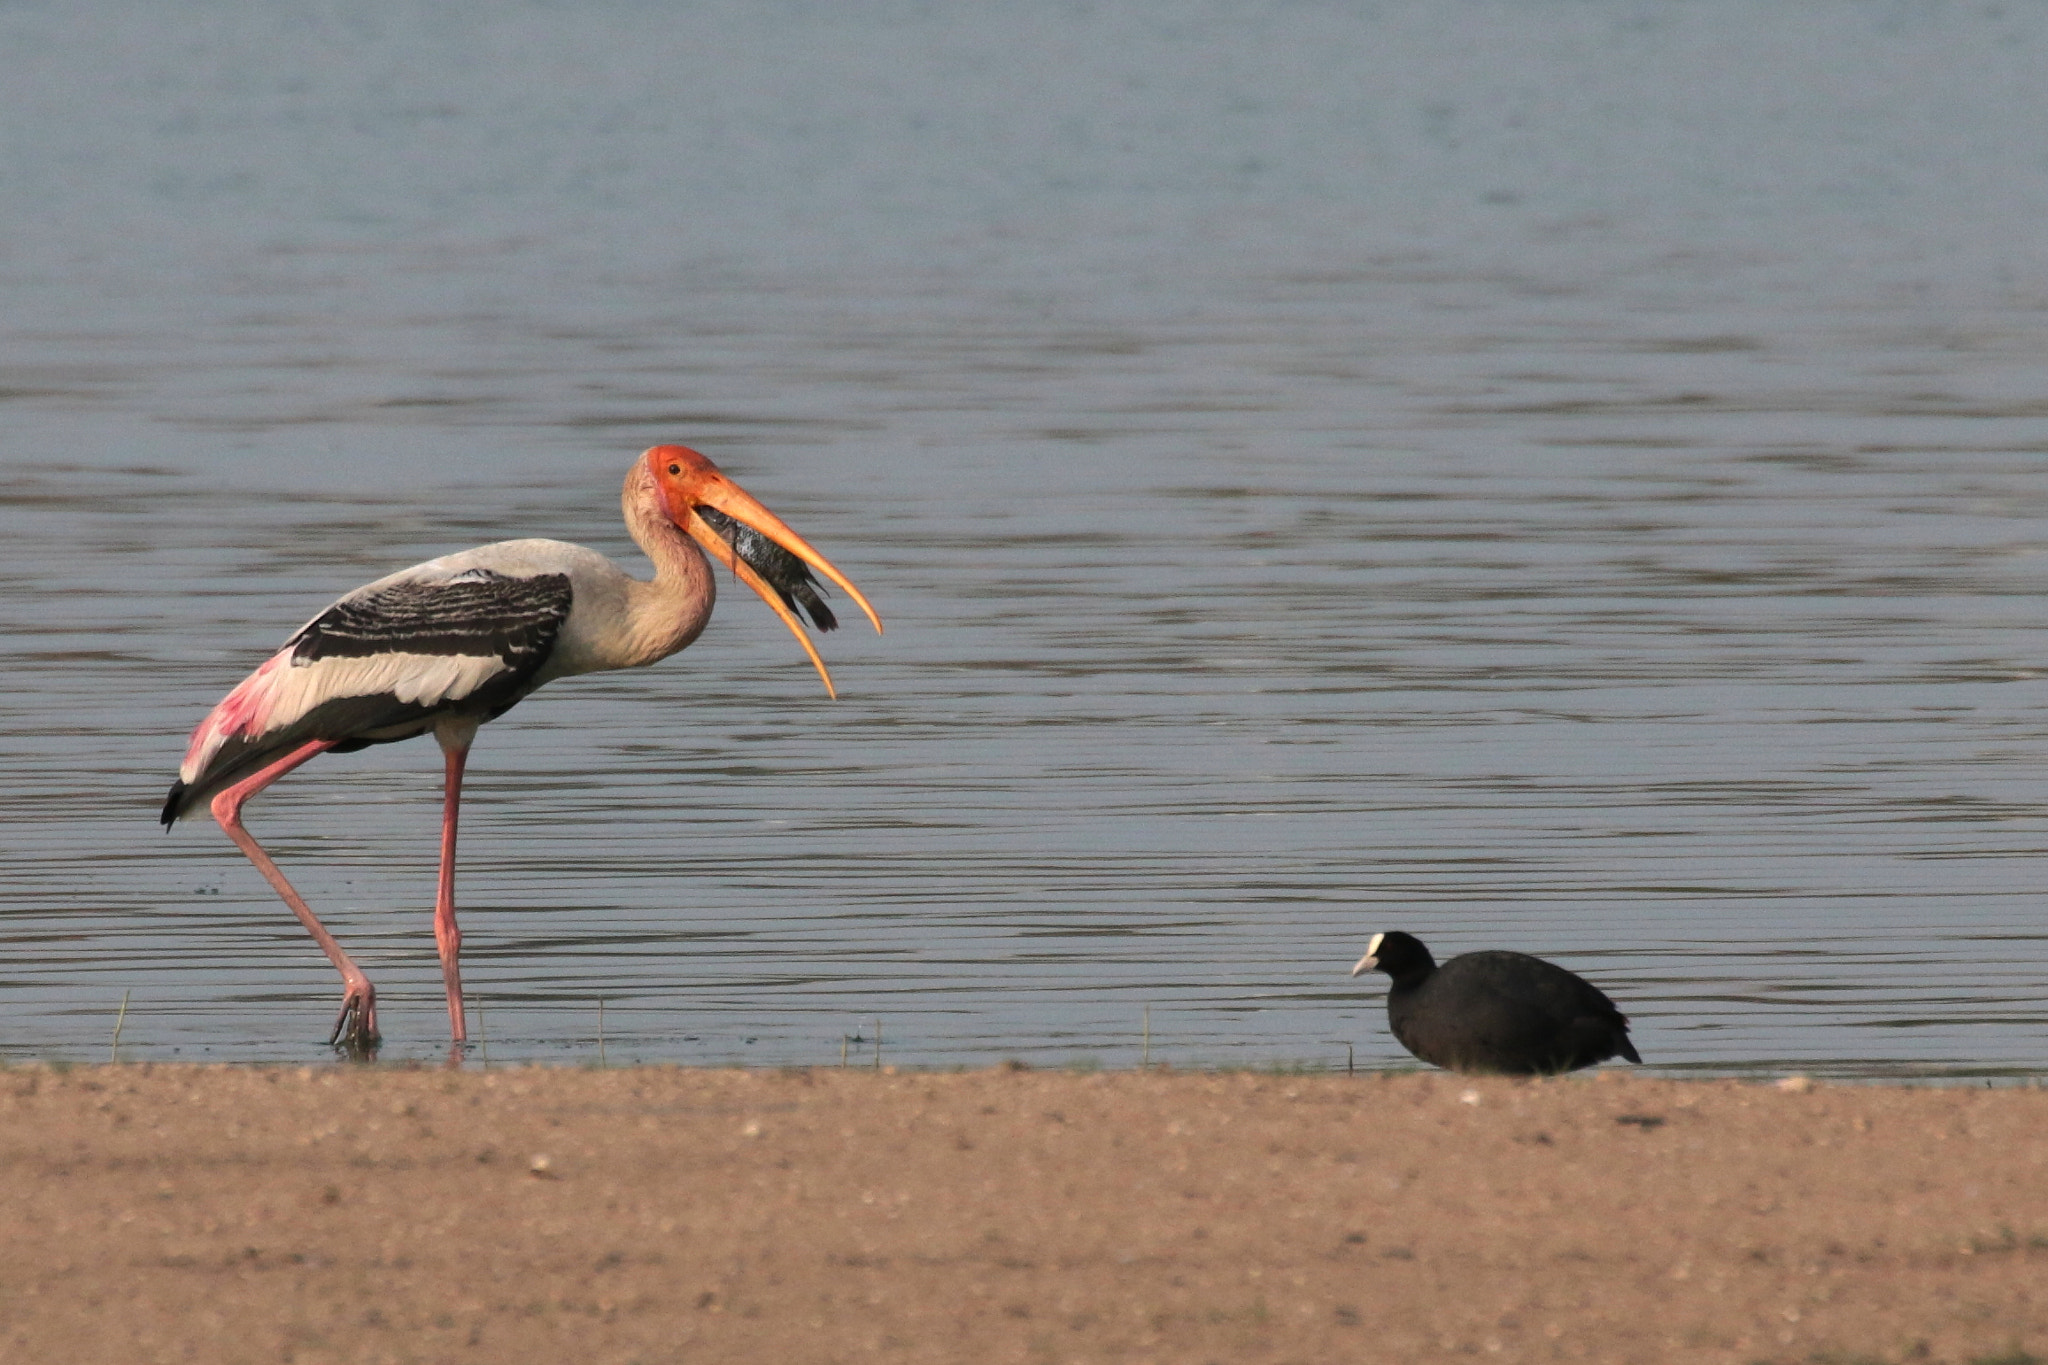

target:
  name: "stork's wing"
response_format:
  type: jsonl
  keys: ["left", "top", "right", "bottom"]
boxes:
{"left": 289, "top": 569, "right": 572, "bottom": 668}
{"left": 163, "top": 567, "right": 573, "bottom": 826}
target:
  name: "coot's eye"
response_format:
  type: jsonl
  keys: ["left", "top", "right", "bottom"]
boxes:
{"left": 668, "top": 464, "right": 681, "bottom": 475}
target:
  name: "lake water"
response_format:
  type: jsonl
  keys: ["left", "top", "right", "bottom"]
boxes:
{"left": 4, "top": 0, "right": 2047, "bottom": 1076}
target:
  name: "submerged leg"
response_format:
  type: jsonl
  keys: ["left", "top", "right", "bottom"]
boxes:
{"left": 435, "top": 736, "right": 472, "bottom": 1044}
{"left": 208, "top": 739, "right": 379, "bottom": 1052}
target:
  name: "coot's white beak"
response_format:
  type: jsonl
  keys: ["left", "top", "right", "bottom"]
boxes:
{"left": 1349, "top": 931, "right": 1386, "bottom": 977}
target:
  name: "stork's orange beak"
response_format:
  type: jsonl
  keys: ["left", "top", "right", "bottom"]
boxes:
{"left": 645, "top": 445, "right": 882, "bottom": 698}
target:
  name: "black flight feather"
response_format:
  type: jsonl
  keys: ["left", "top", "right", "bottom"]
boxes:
{"left": 291, "top": 570, "right": 573, "bottom": 666}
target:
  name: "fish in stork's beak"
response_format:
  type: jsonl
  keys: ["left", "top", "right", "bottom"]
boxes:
{"left": 645, "top": 444, "right": 883, "bottom": 697}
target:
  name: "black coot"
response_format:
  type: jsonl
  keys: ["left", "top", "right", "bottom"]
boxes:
{"left": 1351, "top": 931, "right": 1640, "bottom": 1075}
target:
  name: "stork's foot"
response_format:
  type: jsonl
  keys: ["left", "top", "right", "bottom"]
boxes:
{"left": 328, "top": 981, "right": 381, "bottom": 1058}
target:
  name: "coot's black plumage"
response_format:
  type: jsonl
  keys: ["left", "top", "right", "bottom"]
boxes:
{"left": 1351, "top": 931, "right": 1640, "bottom": 1075}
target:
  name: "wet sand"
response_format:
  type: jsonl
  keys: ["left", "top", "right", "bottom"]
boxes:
{"left": 2, "top": 1064, "right": 2044, "bottom": 1364}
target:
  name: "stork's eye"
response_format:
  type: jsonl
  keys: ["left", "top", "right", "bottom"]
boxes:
{"left": 668, "top": 463, "right": 681, "bottom": 475}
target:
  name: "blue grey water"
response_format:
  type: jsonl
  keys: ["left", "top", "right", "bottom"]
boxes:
{"left": 3, "top": 1, "right": 2047, "bottom": 1075}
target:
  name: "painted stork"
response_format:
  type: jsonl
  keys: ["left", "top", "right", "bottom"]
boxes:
{"left": 162, "top": 445, "right": 881, "bottom": 1053}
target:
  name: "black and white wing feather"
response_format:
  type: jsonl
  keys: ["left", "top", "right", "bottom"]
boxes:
{"left": 164, "top": 564, "right": 573, "bottom": 825}
{"left": 290, "top": 569, "right": 570, "bottom": 669}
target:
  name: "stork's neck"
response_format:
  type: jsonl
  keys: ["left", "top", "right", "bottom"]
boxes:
{"left": 615, "top": 487, "right": 716, "bottom": 669}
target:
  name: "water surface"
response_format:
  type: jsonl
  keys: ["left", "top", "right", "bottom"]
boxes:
{"left": 4, "top": 1, "right": 2048, "bottom": 1075}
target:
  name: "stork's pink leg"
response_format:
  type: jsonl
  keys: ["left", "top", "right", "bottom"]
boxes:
{"left": 208, "top": 739, "right": 380, "bottom": 1051}
{"left": 435, "top": 741, "right": 470, "bottom": 1044}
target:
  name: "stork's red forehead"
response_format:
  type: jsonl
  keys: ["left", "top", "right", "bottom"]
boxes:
{"left": 643, "top": 445, "right": 729, "bottom": 524}
{"left": 643, "top": 445, "right": 718, "bottom": 481}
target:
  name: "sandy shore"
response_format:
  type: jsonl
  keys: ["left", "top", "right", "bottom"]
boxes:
{"left": 2, "top": 1063, "right": 2045, "bottom": 1364}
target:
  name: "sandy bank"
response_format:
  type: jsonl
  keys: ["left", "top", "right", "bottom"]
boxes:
{"left": 2, "top": 1064, "right": 2045, "bottom": 1364}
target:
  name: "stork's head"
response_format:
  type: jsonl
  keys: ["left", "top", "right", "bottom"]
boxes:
{"left": 635, "top": 444, "right": 882, "bottom": 697}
